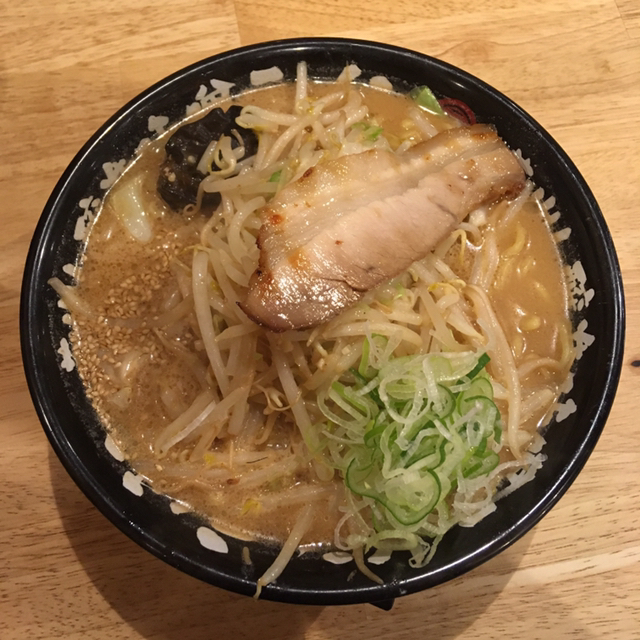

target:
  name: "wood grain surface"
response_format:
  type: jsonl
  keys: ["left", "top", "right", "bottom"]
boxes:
{"left": 1, "top": 1, "right": 639, "bottom": 638}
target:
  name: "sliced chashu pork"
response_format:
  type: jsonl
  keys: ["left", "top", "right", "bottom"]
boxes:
{"left": 241, "top": 124, "right": 525, "bottom": 331}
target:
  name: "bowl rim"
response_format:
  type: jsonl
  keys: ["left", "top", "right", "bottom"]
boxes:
{"left": 20, "top": 37, "right": 626, "bottom": 606}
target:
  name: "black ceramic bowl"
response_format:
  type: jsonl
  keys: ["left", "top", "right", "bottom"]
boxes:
{"left": 21, "top": 38, "right": 624, "bottom": 607}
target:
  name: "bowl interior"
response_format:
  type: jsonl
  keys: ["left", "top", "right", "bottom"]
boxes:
{"left": 21, "top": 38, "right": 625, "bottom": 605}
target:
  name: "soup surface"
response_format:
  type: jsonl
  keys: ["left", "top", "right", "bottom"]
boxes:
{"left": 56, "top": 69, "right": 573, "bottom": 581}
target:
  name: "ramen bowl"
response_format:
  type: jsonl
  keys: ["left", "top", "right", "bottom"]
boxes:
{"left": 21, "top": 38, "right": 624, "bottom": 607}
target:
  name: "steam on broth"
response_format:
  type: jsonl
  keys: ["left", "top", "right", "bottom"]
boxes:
{"left": 52, "top": 63, "right": 573, "bottom": 592}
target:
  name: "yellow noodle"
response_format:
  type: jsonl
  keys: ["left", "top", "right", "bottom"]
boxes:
{"left": 504, "top": 224, "right": 527, "bottom": 257}
{"left": 518, "top": 356, "right": 564, "bottom": 378}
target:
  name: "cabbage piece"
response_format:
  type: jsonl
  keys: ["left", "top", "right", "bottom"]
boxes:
{"left": 109, "top": 171, "right": 153, "bottom": 243}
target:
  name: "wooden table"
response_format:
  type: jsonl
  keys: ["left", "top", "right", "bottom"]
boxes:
{"left": 2, "top": 1, "right": 639, "bottom": 638}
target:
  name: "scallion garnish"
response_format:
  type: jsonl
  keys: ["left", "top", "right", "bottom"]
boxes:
{"left": 409, "top": 85, "right": 446, "bottom": 116}
{"left": 318, "top": 344, "right": 503, "bottom": 555}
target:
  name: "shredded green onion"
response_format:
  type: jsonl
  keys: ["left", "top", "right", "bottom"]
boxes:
{"left": 409, "top": 85, "right": 446, "bottom": 117}
{"left": 318, "top": 340, "right": 503, "bottom": 563}
{"left": 353, "top": 121, "right": 384, "bottom": 141}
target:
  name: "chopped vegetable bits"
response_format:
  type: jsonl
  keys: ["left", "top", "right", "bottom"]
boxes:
{"left": 319, "top": 341, "right": 505, "bottom": 566}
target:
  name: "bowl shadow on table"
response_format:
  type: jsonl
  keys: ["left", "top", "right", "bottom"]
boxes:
{"left": 51, "top": 447, "right": 537, "bottom": 640}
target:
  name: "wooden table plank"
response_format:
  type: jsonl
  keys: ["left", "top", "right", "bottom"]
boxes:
{"left": 1, "top": 0, "right": 638, "bottom": 638}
